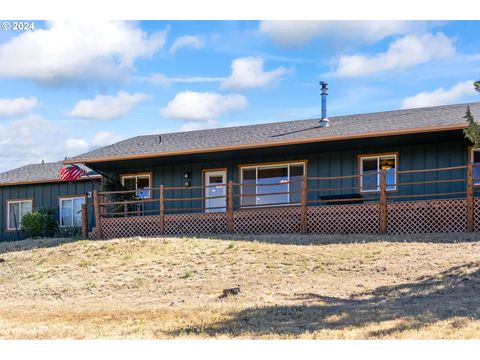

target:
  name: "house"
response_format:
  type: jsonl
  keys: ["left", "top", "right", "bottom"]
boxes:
{"left": 62, "top": 101, "right": 480, "bottom": 239}
{"left": 0, "top": 161, "right": 102, "bottom": 241}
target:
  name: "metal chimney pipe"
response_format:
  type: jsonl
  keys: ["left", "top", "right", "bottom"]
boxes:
{"left": 320, "top": 81, "right": 328, "bottom": 120}
{"left": 319, "top": 81, "right": 329, "bottom": 127}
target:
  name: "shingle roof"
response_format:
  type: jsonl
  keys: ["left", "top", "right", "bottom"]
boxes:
{"left": 0, "top": 161, "right": 99, "bottom": 186}
{"left": 66, "top": 102, "right": 480, "bottom": 164}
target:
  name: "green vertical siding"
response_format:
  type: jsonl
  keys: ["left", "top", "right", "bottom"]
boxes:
{"left": 101, "top": 140, "right": 469, "bottom": 216}
{"left": 0, "top": 179, "right": 102, "bottom": 242}
{"left": 2, "top": 139, "right": 468, "bottom": 242}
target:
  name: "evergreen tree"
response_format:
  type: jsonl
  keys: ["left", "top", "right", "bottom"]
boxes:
{"left": 464, "top": 106, "right": 480, "bottom": 148}
{"left": 463, "top": 81, "right": 480, "bottom": 148}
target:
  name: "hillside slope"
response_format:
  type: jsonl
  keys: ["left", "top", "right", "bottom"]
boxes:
{"left": 1, "top": 234, "right": 480, "bottom": 339}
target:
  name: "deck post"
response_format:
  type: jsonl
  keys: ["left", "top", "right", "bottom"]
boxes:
{"left": 93, "top": 190, "right": 103, "bottom": 240}
{"left": 159, "top": 184, "right": 165, "bottom": 235}
{"left": 467, "top": 162, "right": 474, "bottom": 232}
{"left": 227, "top": 180, "right": 234, "bottom": 233}
{"left": 99, "top": 194, "right": 106, "bottom": 215}
{"left": 379, "top": 169, "right": 388, "bottom": 235}
{"left": 300, "top": 176, "right": 308, "bottom": 234}
{"left": 81, "top": 203, "right": 88, "bottom": 239}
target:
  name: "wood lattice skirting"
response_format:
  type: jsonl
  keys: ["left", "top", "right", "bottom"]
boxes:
{"left": 387, "top": 198, "right": 467, "bottom": 234}
{"left": 165, "top": 212, "right": 228, "bottom": 235}
{"left": 89, "top": 198, "right": 477, "bottom": 239}
{"left": 474, "top": 198, "right": 480, "bottom": 232}
{"left": 308, "top": 203, "right": 379, "bottom": 234}
{"left": 233, "top": 207, "right": 301, "bottom": 234}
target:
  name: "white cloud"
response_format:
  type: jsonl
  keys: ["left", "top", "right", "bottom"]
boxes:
{"left": 161, "top": 91, "right": 247, "bottom": 130}
{"left": 65, "top": 131, "right": 124, "bottom": 154}
{"left": 68, "top": 91, "right": 149, "bottom": 120}
{"left": 0, "top": 115, "right": 73, "bottom": 171}
{"left": 136, "top": 73, "right": 172, "bottom": 86}
{"left": 65, "top": 138, "right": 89, "bottom": 152}
{"left": 0, "top": 21, "right": 168, "bottom": 83}
{"left": 259, "top": 20, "right": 428, "bottom": 47}
{"left": 133, "top": 73, "right": 225, "bottom": 86}
{"left": 169, "top": 35, "right": 204, "bottom": 54}
{"left": 180, "top": 120, "right": 219, "bottom": 132}
{"left": 335, "top": 33, "right": 455, "bottom": 78}
{"left": 64, "top": 130, "right": 124, "bottom": 159}
{"left": 221, "top": 57, "right": 290, "bottom": 90}
{"left": 91, "top": 131, "right": 124, "bottom": 147}
{"left": 401, "top": 80, "right": 477, "bottom": 109}
{"left": 465, "top": 53, "right": 480, "bottom": 61}
{"left": 0, "top": 124, "right": 8, "bottom": 145}
{"left": 0, "top": 114, "right": 125, "bottom": 172}
{"left": 0, "top": 96, "right": 37, "bottom": 117}
{"left": 170, "top": 76, "right": 226, "bottom": 83}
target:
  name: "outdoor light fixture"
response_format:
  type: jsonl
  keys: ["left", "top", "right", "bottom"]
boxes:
{"left": 183, "top": 172, "right": 191, "bottom": 187}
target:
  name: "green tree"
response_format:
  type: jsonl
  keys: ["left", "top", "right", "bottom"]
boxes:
{"left": 463, "top": 81, "right": 480, "bottom": 149}
{"left": 464, "top": 106, "right": 480, "bottom": 148}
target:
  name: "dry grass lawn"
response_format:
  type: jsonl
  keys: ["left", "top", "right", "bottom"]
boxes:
{"left": 1, "top": 233, "right": 480, "bottom": 339}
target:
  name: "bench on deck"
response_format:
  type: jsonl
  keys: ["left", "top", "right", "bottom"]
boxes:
{"left": 318, "top": 193, "right": 364, "bottom": 205}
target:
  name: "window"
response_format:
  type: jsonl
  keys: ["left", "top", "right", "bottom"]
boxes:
{"left": 359, "top": 154, "right": 397, "bottom": 192}
{"left": 7, "top": 200, "right": 33, "bottom": 230}
{"left": 59, "top": 197, "right": 85, "bottom": 227}
{"left": 240, "top": 162, "right": 306, "bottom": 207}
{"left": 121, "top": 173, "right": 151, "bottom": 199}
{"left": 472, "top": 148, "right": 480, "bottom": 185}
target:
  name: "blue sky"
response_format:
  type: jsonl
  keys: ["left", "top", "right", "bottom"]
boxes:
{"left": 0, "top": 20, "right": 479, "bottom": 172}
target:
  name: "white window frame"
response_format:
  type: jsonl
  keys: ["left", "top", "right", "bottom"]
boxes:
{"left": 239, "top": 162, "right": 306, "bottom": 207}
{"left": 471, "top": 148, "right": 480, "bottom": 186}
{"left": 120, "top": 173, "right": 152, "bottom": 199}
{"left": 7, "top": 199, "right": 33, "bottom": 231}
{"left": 359, "top": 154, "right": 398, "bottom": 193}
{"left": 59, "top": 196, "right": 86, "bottom": 227}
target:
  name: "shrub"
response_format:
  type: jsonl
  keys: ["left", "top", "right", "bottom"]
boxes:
{"left": 20, "top": 208, "right": 58, "bottom": 239}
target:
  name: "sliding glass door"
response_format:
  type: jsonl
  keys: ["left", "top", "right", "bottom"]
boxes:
{"left": 240, "top": 162, "right": 305, "bottom": 207}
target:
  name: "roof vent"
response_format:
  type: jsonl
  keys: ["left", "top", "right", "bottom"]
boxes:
{"left": 158, "top": 135, "right": 162, "bottom": 143}
{"left": 319, "top": 81, "right": 329, "bottom": 128}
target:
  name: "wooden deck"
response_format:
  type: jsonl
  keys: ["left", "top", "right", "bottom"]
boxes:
{"left": 84, "top": 164, "right": 479, "bottom": 239}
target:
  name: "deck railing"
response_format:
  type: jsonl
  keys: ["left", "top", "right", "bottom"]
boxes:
{"left": 82, "top": 163, "right": 478, "bottom": 239}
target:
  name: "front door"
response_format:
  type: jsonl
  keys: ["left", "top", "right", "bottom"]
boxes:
{"left": 204, "top": 170, "right": 227, "bottom": 212}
